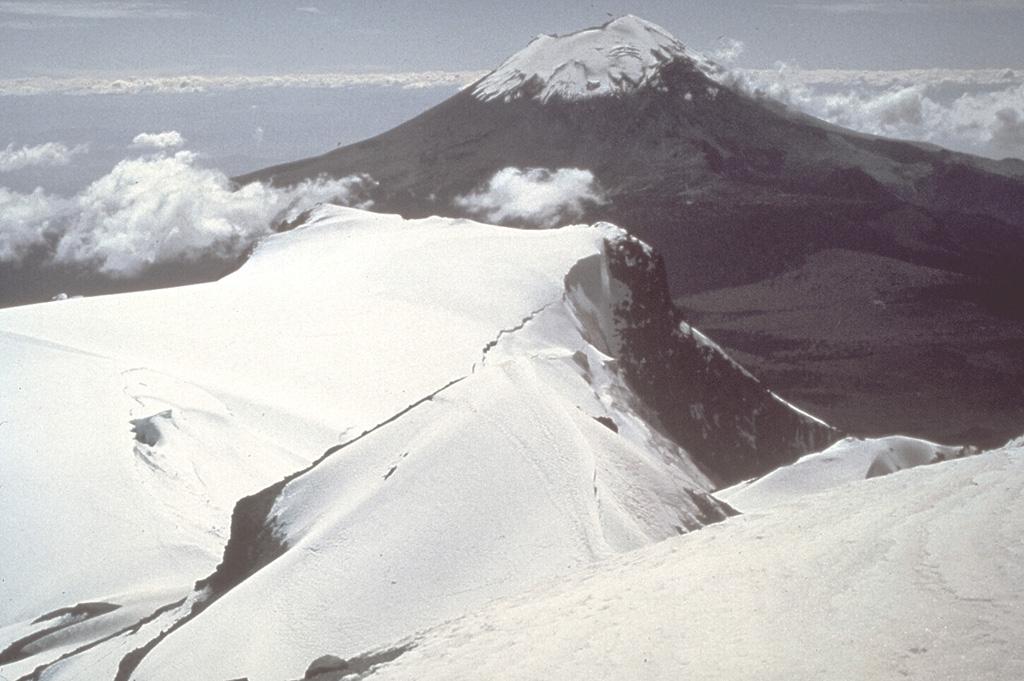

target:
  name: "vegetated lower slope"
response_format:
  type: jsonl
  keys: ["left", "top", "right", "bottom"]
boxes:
{"left": 0, "top": 206, "right": 833, "bottom": 681}
{"left": 239, "top": 16, "right": 1024, "bottom": 446}
{"left": 324, "top": 437, "right": 1024, "bottom": 681}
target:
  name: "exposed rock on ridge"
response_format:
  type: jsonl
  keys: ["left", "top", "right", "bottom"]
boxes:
{"left": 567, "top": 231, "right": 838, "bottom": 484}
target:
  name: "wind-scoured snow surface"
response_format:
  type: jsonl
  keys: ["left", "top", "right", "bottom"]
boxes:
{"left": 0, "top": 206, "right": 751, "bottom": 681}
{"left": 350, "top": 437, "right": 1024, "bottom": 681}
{"left": 473, "top": 15, "right": 711, "bottom": 103}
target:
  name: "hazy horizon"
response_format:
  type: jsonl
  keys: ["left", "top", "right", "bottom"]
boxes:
{"left": 2, "top": 1, "right": 1023, "bottom": 79}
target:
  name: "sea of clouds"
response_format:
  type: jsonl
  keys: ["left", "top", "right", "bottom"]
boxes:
{"left": 0, "top": 71, "right": 486, "bottom": 97}
{"left": 727, "top": 67, "right": 1024, "bottom": 160}
{"left": 700, "top": 38, "right": 1024, "bottom": 161}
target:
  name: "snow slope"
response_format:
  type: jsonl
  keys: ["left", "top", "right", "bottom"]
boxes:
{"left": 0, "top": 205, "right": 829, "bottom": 681}
{"left": 349, "top": 438, "right": 1024, "bottom": 681}
{"left": 719, "top": 435, "right": 978, "bottom": 512}
{"left": 473, "top": 15, "right": 712, "bottom": 103}
{"left": 0, "top": 331, "right": 310, "bottom": 677}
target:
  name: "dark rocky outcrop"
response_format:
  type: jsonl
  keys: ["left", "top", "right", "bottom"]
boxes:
{"left": 304, "top": 654, "right": 349, "bottom": 679}
{"left": 566, "top": 233, "right": 839, "bottom": 487}
{"left": 605, "top": 234, "right": 838, "bottom": 484}
{"left": 195, "top": 480, "right": 290, "bottom": 598}
{"left": 0, "top": 602, "right": 121, "bottom": 665}
{"left": 291, "top": 646, "right": 414, "bottom": 681}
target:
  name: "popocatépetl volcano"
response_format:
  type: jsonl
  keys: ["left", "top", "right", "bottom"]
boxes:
{"left": 241, "top": 15, "right": 1024, "bottom": 447}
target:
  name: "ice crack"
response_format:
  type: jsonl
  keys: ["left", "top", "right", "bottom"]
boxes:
{"left": 106, "top": 376, "right": 473, "bottom": 681}
{"left": 318, "top": 375, "right": 469, "bottom": 462}
{"left": 476, "top": 300, "right": 559, "bottom": 370}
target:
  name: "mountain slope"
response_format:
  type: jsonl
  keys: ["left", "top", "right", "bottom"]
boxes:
{"left": 241, "top": 16, "right": 1024, "bottom": 292}
{"left": 327, "top": 438, "right": 1024, "bottom": 681}
{"left": 680, "top": 248, "right": 1024, "bottom": 444}
{"left": 238, "top": 15, "right": 1024, "bottom": 446}
{"left": 0, "top": 206, "right": 832, "bottom": 681}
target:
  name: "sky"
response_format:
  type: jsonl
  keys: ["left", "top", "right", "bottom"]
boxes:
{"left": 1, "top": 0, "right": 1023, "bottom": 79}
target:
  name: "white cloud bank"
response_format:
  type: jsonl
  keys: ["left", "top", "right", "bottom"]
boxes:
{"left": 0, "top": 1, "right": 201, "bottom": 21}
{"left": 0, "top": 147, "right": 374, "bottom": 276}
{"left": 785, "top": 1, "right": 1024, "bottom": 13}
{"left": 0, "top": 186, "right": 63, "bottom": 260}
{"left": 0, "top": 71, "right": 488, "bottom": 96}
{"left": 710, "top": 38, "right": 745, "bottom": 66}
{"left": 131, "top": 130, "right": 185, "bottom": 149}
{"left": 720, "top": 66, "right": 1024, "bottom": 160}
{"left": 454, "top": 167, "right": 606, "bottom": 229}
{"left": 0, "top": 141, "right": 89, "bottom": 171}
{"left": 4, "top": 66, "right": 1019, "bottom": 160}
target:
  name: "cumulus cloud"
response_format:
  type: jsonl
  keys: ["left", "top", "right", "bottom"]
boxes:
{"left": 131, "top": 130, "right": 185, "bottom": 149}
{"left": 992, "top": 107, "right": 1024, "bottom": 149}
{"left": 0, "top": 149, "right": 374, "bottom": 276}
{"left": 711, "top": 38, "right": 745, "bottom": 66}
{"left": 454, "top": 167, "right": 606, "bottom": 229}
{"left": 720, "top": 66, "right": 1024, "bottom": 160}
{"left": 0, "top": 187, "right": 67, "bottom": 261}
{"left": 0, "top": 141, "right": 89, "bottom": 171}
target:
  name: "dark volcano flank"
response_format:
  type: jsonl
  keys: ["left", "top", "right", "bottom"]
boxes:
{"left": 236, "top": 52, "right": 1024, "bottom": 447}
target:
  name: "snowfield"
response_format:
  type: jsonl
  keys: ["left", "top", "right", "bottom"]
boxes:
{"left": 473, "top": 15, "right": 715, "bottom": 103}
{"left": 1, "top": 203, "right": 1016, "bottom": 681}
{"left": 2, "top": 205, "right": 793, "bottom": 681}
{"left": 354, "top": 437, "right": 1024, "bottom": 681}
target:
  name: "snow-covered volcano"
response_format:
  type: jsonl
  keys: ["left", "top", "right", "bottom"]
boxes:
{"left": 0, "top": 206, "right": 832, "bottom": 681}
{"left": 239, "top": 14, "right": 1024, "bottom": 449}
{"left": 472, "top": 15, "right": 711, "bottom": 103}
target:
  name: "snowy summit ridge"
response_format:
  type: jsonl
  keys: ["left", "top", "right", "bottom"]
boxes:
{"left": 473, "top": 15, "right": 706, "bottom": 103}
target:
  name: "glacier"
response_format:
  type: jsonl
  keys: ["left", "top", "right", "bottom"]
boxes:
{"left": 0, "top": 205, "right": 830, "bottom": 680}
{"left": 473, "top": 15, "right": 717, "bottom": 104}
